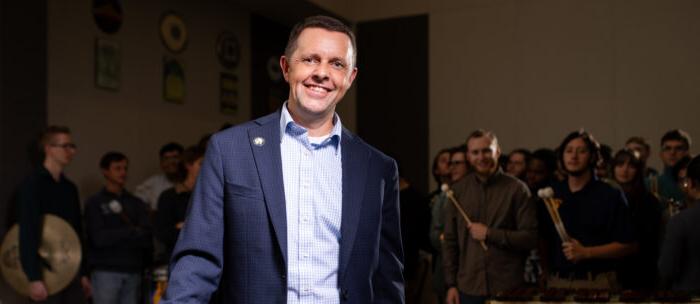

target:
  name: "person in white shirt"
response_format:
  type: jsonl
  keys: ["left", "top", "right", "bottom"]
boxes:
{"left": 134, "top": 142, "right": 183, "bottom": 210}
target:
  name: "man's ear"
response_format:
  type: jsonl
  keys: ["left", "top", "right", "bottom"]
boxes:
{"left": 347, "top": 66, "right": 358, "bottom": 86}
{"left": 280, "top": 56, "right": 290, "bottom": 82}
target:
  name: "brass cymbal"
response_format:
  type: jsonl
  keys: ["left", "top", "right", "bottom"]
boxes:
{"left": 1, "top": 214, "right": 82, "bottom": 296}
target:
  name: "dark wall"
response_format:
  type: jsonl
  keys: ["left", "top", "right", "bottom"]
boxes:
{"left": 357, "top": 15, "right": 429, "bottom": 193}
{"left": 250, "top": 14, "right": 290, "bottom": 118}
{"left": 0, "top": 1, "right": 47, "bottom": 301}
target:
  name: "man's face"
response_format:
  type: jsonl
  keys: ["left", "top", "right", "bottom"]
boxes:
{"left": 526, "top": 158, "right": 548, "bottom": 189}
{"left": 626, "top": 142, "right": 649, "bottom": 163}
{"left": 449, "top": 151, "right": 468, "bottom": 182}
{"left": 506, "top": 152, "right": 527, "bottom": 178}
{"left": 563, "top": 138, "right": 592, "bottom": 176}
{"left": 281, "top": 27, "right": 357, "bottom": 120}
{"left": 160, "top": 150, "right": 181, "bottom": 175}
{"left": 660, "top": 140, "right": 689, "bottom": 168}
{"left": 103, "top": 159, "right": 128, "bottom": 187}
{"left": 44, "top": 133, "right": 76, "bottom": 167}
{"left": 467, "top": 136, "right": 500, "bottom": 177}
{"left": 435, "top": 152, "right": 451, "bottom": 178}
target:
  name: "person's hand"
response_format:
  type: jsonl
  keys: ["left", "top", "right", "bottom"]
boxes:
{"left": 446, "top": 287, "right": 460, "bottom": 304}
{"left": 29, "top": 281, "right": 48, "bottom": 302}
{"left": 81, "top": 276, "right": 92, "bottom": 298}
{"left": 468, "top": 222, "right": 488, "bottom": 241}
{"left": 175, "top": 222, "right": 184, "bottom": 229}
{"left": 562, "top": 239, "right": 589, "bottom": 263}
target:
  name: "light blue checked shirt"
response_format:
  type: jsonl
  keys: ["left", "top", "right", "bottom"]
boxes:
{"left": 280, "top": 103, "right": 343, "bottom": 304}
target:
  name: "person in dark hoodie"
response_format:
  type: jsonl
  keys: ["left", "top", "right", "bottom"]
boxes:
{"left": 84, "top": 152, "right": 152, "bottom": 304}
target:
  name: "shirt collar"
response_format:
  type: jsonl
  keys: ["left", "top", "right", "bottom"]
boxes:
{"left": 38, "top": 166, "right": 65, "bottom": 183}
{"left": 474, "top": 168, "right": 504, "bottom": 186}
{"left": 280, "top": 101, "right": 342, "bottom": 153}
{"left": 101, "top": 187, "right": 127, "bottom": 198}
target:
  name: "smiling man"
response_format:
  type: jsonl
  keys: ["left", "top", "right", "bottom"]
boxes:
{"left": 443, "top": 129, "right": 536, "bottom": 304}
{"left": 162, "top": 16, "right": 404, "bottom": 304}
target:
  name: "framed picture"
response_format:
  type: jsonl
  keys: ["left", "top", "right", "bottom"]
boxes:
{"left": 220, "top": 72, "right": 238, "bottom": 114}
{"left": 95, "top": 38, "right": 120, "bottom": 90}
{"left": 163, "top": 56, "right": 185, "bottom": 103}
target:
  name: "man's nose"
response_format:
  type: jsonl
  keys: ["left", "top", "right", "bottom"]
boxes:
{"left": 312, "top": 62, "right": 330, "bottom": 81}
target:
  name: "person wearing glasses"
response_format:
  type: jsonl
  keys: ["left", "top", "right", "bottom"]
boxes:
{"left": 449, "top": 144, "right": 469, "bottom": 183}
{"left": 652, "top": 129, "right": 692, "bottom": 204}
{"left": 16, "top": 126, "right": 91, "bottom": 303}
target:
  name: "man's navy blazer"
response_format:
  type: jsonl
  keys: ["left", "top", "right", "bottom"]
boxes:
{"left": 162, "top": 111, "right": 405, "bottom": 303}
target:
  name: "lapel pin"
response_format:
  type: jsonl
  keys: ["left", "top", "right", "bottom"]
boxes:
{"left": 253, "top": 137, "right": 265, "bottom": 146}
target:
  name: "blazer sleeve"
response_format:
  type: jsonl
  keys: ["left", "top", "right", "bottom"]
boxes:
{"left": 372, "top": 159, "right": 406, "bottom": 304}
{"left": 162, "top": 137, "right": 225, "bottom": 303}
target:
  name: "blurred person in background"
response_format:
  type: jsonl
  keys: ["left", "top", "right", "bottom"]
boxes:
{"left": 134, "top": 142, "right": 184, "bottom": 211}
{"left": 611, "top": 149, "right": 661, "bottom": 290}
{"left": 507, "top": 148, "right": 531, "bottom": 182}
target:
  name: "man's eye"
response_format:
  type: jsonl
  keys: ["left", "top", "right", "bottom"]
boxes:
{"left": 331, "top": 61, "right": 346, "bottom": 69}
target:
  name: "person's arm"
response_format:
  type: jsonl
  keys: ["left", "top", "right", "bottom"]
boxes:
{"left": 155, "top": 192, "right": 179, "bottom": 249}
{"left": 562, "top": 239, "right": 636, "bottom": 262}
{"left": 372, "top": 160, "right": 405, "bottom": 303}
{"left": 486, "top": 184, "right": 538, "bottom": 250}
{"left": 563, "top": 189, "right": 637, "bottom": 262}
{"left": 658, "top": 215, "right": 684, "bottom": 287}
{"left": 134, "top": 197, "right": 154, "bottom": 248}
{"left": 441, "top": 190, "right": 460, "bottom": 291}
{"left": 161, "top": 137, "right": 225, "bottom": 303}
{"left": 84, "top": 198, "right": 142, "bottom": 249}
{"left": 17, "top": 178, "right": 43, "bottom": 282}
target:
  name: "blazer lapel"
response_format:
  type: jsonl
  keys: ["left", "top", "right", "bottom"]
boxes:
{"left": 338, "top": 129, "right": 370, "bottom": 281}
{"left": 248, "top": 113, "right": 288, "bottom": 265}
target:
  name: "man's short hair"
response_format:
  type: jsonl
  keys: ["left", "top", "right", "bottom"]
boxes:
{"left": 284, "top": 15, "right": 357, "bottom": 66}
{"left": 557, "top": 129, "right": 601, "bottom": 170}
{"left": 451, "top": 144, "right": 467, "bottom": 156}
{"left": 660, "top": 129, "right": 691, "bottom": 149}
{"left": 465, "top": 129, "right": 499, "bottom": 150}
{"left": 509, "top": 149, "right": 531, "bottom": 162}
{"left": 159, "top": 142, "right": 184, "bottom": 158}
{"left": 99, "top": 151, "right": 128, "bottom": 170}
{"left": 626, "top": 136, "right": 650, "bottom": 151}
{"left": 39, "top": 125, "right": 71, "bottom": 149}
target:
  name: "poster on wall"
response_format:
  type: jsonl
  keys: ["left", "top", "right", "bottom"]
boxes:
{"left": 163, "top": 57, "right": 185, "bottom": 103}
{"left": 220, "top": 72, "right": 238, "bottom": 115}
{"left": 217, "top": 31, "right": 240, "bottom": 70}
{"left": 95, "top": 38, "right": 120, "bottom": 90}
{"left": 159, "top": 11, "right": 188, "bottom": 54}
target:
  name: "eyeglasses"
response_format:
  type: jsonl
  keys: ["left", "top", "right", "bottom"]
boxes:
{"left": 50, "top": 143, "right": 77, "bottom": 149}
{"left": 449, "top": 160, "right": 466, "bottom": 166}
{"left": 662, "top": 145, "right": 688, "bottom": 152}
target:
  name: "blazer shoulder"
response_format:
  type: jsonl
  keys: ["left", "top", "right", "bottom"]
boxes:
{"left": 210, "top": 111, "right": 281, "bottom": 144}
{"left": 343, "top": 127, "right": 395, "bottom": 166}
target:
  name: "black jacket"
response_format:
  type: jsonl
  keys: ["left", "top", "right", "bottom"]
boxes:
{"left": 84, "top": 188, "right": 152, "bottom": 273}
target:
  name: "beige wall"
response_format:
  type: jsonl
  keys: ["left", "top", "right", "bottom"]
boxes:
{"left": 48, "top": 0, "right": 252, "bottom": 198}
{"left": 312, "top": 0, "right": 700, "bottom": 189}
